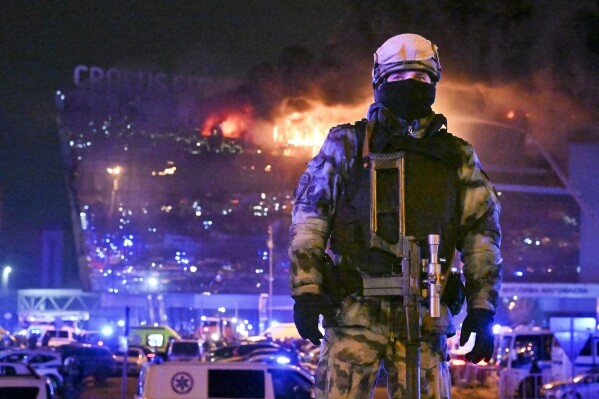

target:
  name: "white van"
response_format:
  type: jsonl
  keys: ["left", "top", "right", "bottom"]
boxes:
{"left": 496, "top": 328, "right": 554, "bottom": 399}
{"left": 27, "top": 325, "right": 78, "bottom": 347}
{"left": 497, "top": 325, "right": 599, "bottom": 399}
{"left": 135, "top": 361, "right": 314, "bottom": 399}
{"left": 166, "top": 339, "right": 202, "bottom": 361}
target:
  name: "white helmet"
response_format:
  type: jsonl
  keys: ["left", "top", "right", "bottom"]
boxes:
{"left": 372, "top": 33, "right": 441, "bottom": 86}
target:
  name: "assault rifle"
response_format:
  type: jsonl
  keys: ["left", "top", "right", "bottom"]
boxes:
{"left": 363, "top": 151, "right": 443, "bottom": 399}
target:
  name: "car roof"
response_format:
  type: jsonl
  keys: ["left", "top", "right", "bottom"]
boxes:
{"left": 212, "top": 343, "right": 278, "bottom": 351}
{"left": 145, "top": 361, "right": 299, "bottom": 371}
{"left": 0, "top": 348, "right": 58, "bottom": 355}
{"left": 170, "top": 340, "right": 200, "bottom": 345}
{"left": 128, "top": 345, "right": 155, "bottom": 353}
{"left": 56, "top": 343, "right": 107, "bottom": 350}
{"left": 55, "top": 344, "right": 112, "bottom": 355}
{"left": 0, "top": 361, "right": 38, "bottom": 376}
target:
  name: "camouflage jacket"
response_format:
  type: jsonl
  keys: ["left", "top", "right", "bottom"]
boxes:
{"left": 288, "top": 109, "right": 502, "bottom": 313}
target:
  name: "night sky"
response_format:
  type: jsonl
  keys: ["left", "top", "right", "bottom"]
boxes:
{"left": 1, "top": 1, "right": 598, "bottom": 287}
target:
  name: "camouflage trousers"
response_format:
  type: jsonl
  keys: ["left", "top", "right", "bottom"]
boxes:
{"left": 315, "top": 297, "right": 452, "bottom": 399}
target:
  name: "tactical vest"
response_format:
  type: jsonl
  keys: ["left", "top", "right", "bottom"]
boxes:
{"left": 329, "top": 120, "right": 465, "bottom": 276}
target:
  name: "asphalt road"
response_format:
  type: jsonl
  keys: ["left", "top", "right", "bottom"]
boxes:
{"left": 75, "top": 376, "right": 498, "bottom": 399}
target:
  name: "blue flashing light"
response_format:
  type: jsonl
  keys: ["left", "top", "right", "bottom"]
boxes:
{"left": 492, "top": 324, "right": 502, "bottom": 334}
{"left": 514, "top": 271, "right": 524, "bottom": 277}
{"left": 101, "top": 325, "right": 114, "bottom": 336}
{"left": 276, "top": 356, "right": 291, "bottom": 365}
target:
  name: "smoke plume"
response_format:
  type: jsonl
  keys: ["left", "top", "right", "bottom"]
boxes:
{"left": 212, "top": 0, "right": 599, "bottom": 161}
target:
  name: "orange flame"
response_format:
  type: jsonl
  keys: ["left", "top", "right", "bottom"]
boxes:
{"left": 272, "top": 98, "right": 368, "bottom": 156}
{"left": 200, "top": 107, "right": 253, "bottom": 139}
{"left": 200, "top": 78, "right": 584, "bottom": 158}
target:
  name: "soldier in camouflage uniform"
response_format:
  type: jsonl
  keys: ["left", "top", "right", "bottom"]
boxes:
{"left": 288, "top": 33, "right": 502, "bottom": 399}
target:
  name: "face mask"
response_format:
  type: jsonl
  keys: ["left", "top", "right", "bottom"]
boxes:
{"left": 374, "top": 79, "right": 436, "bottom": 121}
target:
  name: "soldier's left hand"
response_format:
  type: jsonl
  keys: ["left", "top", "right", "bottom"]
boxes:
{"left": 459, "top": 309, "right": 495, "bottom": 363}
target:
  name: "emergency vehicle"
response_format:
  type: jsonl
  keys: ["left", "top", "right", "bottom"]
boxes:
{"left": 135, "top": 361, "right": 314, "bottom": 399}
{"left": 497, "top": 325, "right": 599, "bottom": 399}
{"left": 128, "top": 325, "right": 181, "bottom": 358}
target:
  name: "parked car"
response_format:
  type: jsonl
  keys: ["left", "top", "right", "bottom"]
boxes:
{"left": 0, "top": 361, "right": 54, "bottom": 399}
{"left": 226, "top": 347, "right": 302, "bottom": 366}
{"left": 0, "top": 349, "right": 63, "bottom": 391}
{"left": 113, "top": 346, "right": 154, "bottom": 375}
{"left": 54, "top": 344, "right": 115, "bottom": 383}
{"left": 207, "top": 343, "right": 280, "bottom": 362}
{"left": 541, "top": 371, "right": 599, "bottom": 399}
{"left": 135, "top": 361, "right": 313, "bottom": 399}
{"left": 298, "top": 346, "right": 319, "bottom": 375}
{"left": 166, "top": 340, "right": 202, "bottom": 361}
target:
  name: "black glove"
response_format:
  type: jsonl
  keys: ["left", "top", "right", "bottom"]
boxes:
{"left": 459, "top": 309, "right": 495, "bottom": 363}
{"left": 293, "top": 294, "right": 329, "bottom": 346}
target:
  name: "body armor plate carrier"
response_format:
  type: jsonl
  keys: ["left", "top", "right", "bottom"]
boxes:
{"left": 329, "top": 120, "right": 465, "bottom": 287}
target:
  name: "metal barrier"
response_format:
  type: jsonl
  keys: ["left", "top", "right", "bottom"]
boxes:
{"left": 452, "top": 364, "right": 497, "bottom": 389}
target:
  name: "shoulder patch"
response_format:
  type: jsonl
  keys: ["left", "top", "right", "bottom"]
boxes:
{"left": 293, "top": 172, "right": 312, "bottom": 200}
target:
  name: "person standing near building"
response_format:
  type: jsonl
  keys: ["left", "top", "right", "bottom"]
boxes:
{"left": 28, "top": 332, "right": 39, "bottom": 350}
{"left": 42, "top": 331, "right": 52, "bottom": 347}
{"left": 288, "top": 33, "right": 502, "bottom": 398}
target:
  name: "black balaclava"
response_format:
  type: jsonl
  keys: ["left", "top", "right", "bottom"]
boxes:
{"left": 374, "top": 79, "right": 436, "bottom": 121}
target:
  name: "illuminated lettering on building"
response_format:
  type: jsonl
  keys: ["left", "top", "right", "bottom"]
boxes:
{"left": 73, "top": 65, "right": 208, "bottom": 92}
{"left": 501, "top": 283, "right": 599, "bottom": 298}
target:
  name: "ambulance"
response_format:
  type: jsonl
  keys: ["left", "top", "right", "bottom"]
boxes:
{"left": 128, "top": 325, "right": 181, "bottom": 359}
{"left": 135, "top": 361, "right": 314, "bottom": 399}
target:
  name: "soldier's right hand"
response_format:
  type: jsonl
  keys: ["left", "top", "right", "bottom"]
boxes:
{"left": 293, "top": 294, "right": 327, "bottom": 346}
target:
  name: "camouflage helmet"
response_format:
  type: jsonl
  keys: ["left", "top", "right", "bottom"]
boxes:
{"left": 372, "top": 33, "right": 441, "bottom": 86}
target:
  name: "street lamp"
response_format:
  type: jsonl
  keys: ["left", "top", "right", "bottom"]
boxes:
{"left": 2, "top": 266, "right": 11, "bottom": 290}
{"left": 1, "top": 266, "right": 13, "bottom": 330}
{"left": 267, "top": 225, "right": 274, "bottom": 328}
